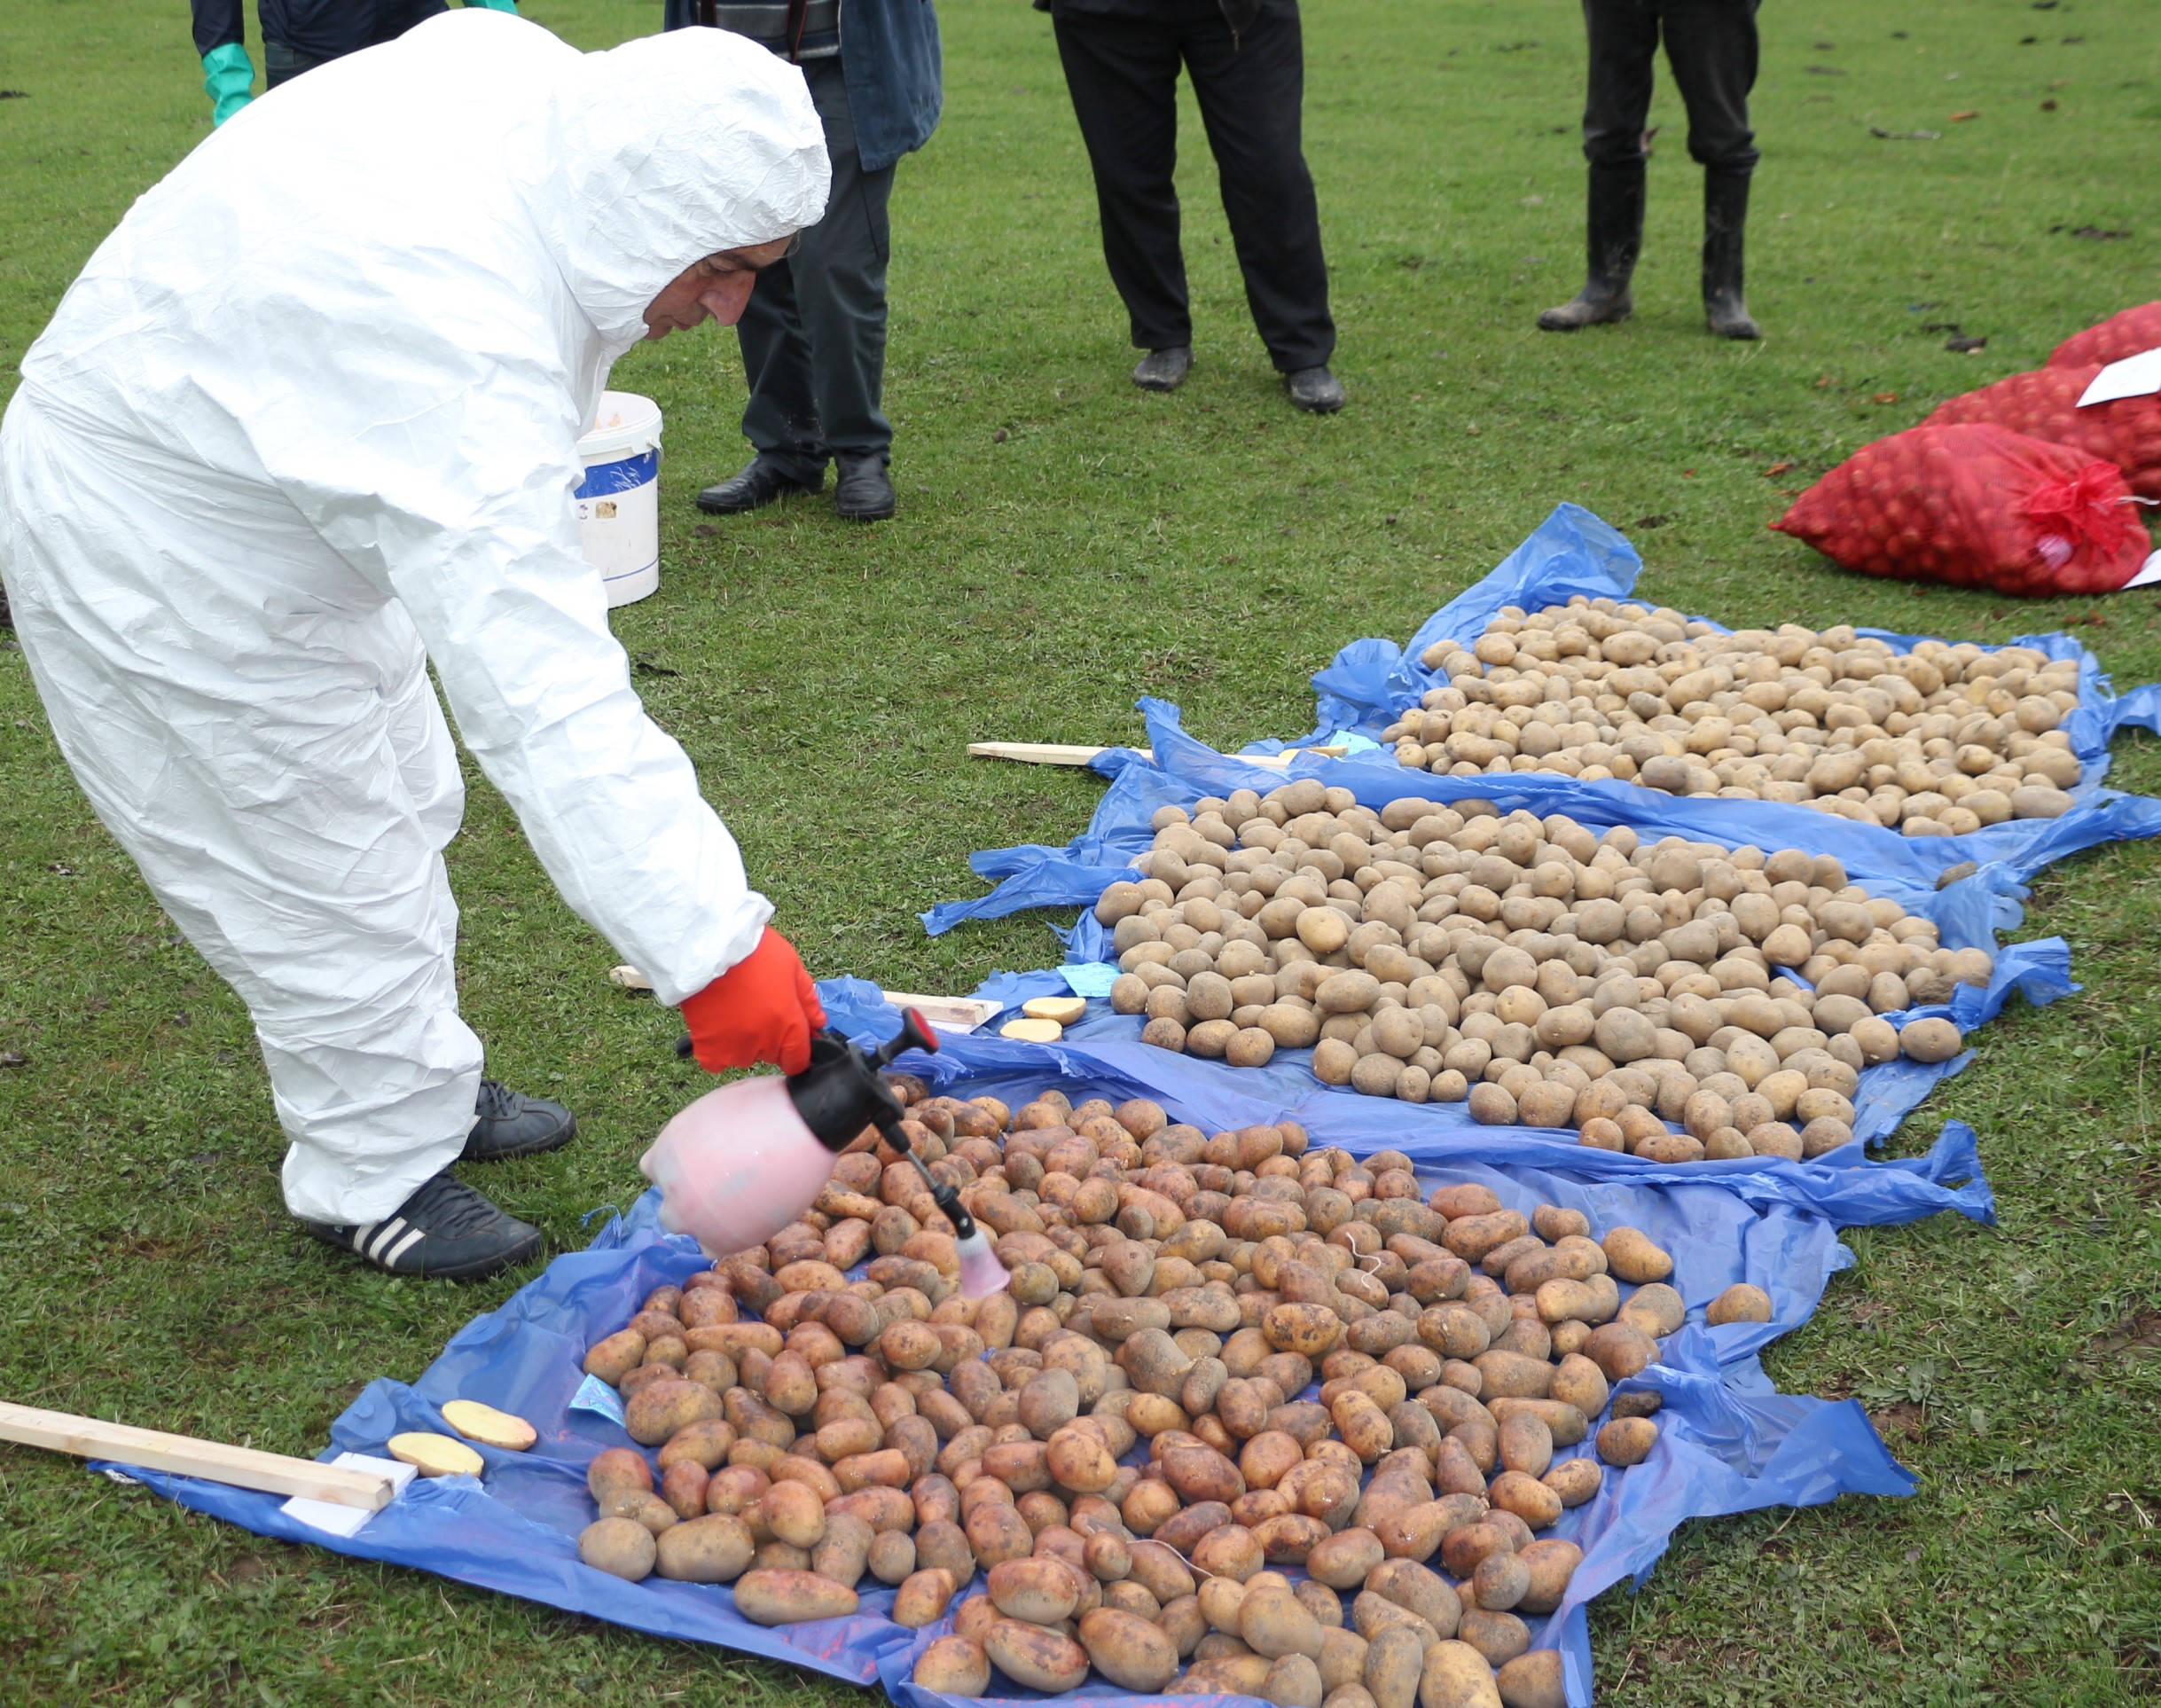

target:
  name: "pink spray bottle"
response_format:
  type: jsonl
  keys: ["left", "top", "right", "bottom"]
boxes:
{"left": 638, "top": 1009, "right": 1010, "bottom": 1298}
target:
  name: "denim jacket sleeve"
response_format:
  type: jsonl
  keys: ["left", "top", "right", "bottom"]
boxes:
{"left": 841, "top": 0, "right": 943, "bottom": 174}
{"left": 662, "top": 0, "right": 941, "bottom": 176}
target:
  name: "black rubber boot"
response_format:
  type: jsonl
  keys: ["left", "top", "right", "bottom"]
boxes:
{"left": 462, "top": 1078, "right": 576, "bottom": 1163}
{"left": 1703, "top": 169, "right": 1761, "bottom": 340}
{"left": 1131, "top": 347, "right": 1193, "bottom": 392}
{"left": 302, "top": 1171, "right": 544, "bottom": 1281}
{"left": 1539, "top": 161, "right": 1646, "bottom": 332}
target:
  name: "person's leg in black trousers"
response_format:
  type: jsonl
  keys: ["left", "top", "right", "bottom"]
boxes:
{"left": 700, "top": 56, "right": 901, "bottom": 519}
{"left": 1540, "top": 0, "right": 1658, "bottom": 331}
{"left": 1660, "top": 0, "right": 1762, "bottom": 337}
{"left": 1052, "top": 11, "right": 1196, "bottom": 387}
{"left": 1181, "top": 0, "right": 1337, "bottom": 388}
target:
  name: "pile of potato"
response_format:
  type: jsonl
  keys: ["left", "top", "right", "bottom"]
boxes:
{"left": 574, "top": 1089, "right": 1739, "bottom": 1708}
{"left": 1099, "top": 788, "right": 1979, "bottom": 1160}
{"left": 1381, "top": 600, "right": 2083, "bottom": 836}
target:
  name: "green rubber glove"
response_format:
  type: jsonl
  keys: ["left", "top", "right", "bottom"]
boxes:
{"left": 202, "top": 43, "right": 255, "bottom": 126}
{"left": 466, "top": 0, "right": 520, "bottom": 11}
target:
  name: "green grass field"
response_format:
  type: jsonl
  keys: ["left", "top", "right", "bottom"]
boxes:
{"left": 3, "top": 0, "right": 2159, "bottom": 1701}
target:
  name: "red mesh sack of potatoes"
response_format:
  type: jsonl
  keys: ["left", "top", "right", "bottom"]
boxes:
{"left": 1772, "top": 423, "right": 2150, "bottom": 596}
{"left": 1922, "top": 364, "right": 2161, "bottom": 499}
{"left": 2050, "top": 302, "right": 2161, "bottom": 369}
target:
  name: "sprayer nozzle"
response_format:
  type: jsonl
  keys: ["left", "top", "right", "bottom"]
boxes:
{"left": 954, "top": 1231, "right": 1011, "bottom": 1301}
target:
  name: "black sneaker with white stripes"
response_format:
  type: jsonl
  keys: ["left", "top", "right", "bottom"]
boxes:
{"left": 461, "top": 1077, "right": 577, "bottom": 1163}
{"left": 302, "top": 1171, "right": 544, "bottom": 1280}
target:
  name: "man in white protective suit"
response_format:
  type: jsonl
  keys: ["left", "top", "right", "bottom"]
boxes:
{"left": 0, "top": 13, "right": 839, "bottom": 1280}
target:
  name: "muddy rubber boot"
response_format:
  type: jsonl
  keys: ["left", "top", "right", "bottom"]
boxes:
{"left": 1539, "top": 161, "right": 1645, "bottom": 331}
{"left": 1703, "top": 168, "right": 1761, "bottom": 341}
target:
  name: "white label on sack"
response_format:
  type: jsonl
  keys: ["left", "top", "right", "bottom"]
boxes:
{"left": 2079, "top": 347, "right": 2161, "bottom": 407}
{"left": 2126, "top": 551, "right": 2161, "bottom": 590}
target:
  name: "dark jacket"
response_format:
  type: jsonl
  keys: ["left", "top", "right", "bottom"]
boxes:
{"left": 662, "top": 0, "right": 943, "bottom": 176}
{"left": 192, "top": 0, "right": 446, "bottom": 59}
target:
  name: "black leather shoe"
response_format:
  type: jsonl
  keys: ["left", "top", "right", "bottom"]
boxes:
{"left": 1132, "top": 347, "right": 1193, "bottom": 392}
{"left": 1285, "top": 366, "right": 1345, "bottom": 413}
{"left": 834, "top": 454, "right": 897, "bottom": 521}
{"left": 695, "top": 456, "right": 821, "bottom": 515}
{"left": 302, "top": 1171, "right": 544, "bottom": 1280}
{"left": 462, "top": 1078, "right": 576, "bottom": 1162}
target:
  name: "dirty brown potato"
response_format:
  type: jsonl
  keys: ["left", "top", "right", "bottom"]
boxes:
{"left": 1494, "top": 1649, "right": 1566, "bottom": 1708}
{"left": 1595, "top": 1417, "right": 1660, "bottom": 1468}
{"left": 654, "top": 1514, "right": 755, "bottom": 1583}
{"left": 732, "top": 1568, "right": 861, "bottom": 1626}
{"left": 1705, "top": 1283, "right": 1773, "bottom": 1327}
{"left": 1078, "top": 1606, "right": 1182, "bottom": 1690}
{"left": 894, "top": 1567, "right": 958, "bottom": 1627}
{"left": 1418, "top": 1639, "right": 1503, "bottom": 1708}
{"left": 568, "top": 1077, "right": 1742, "bottom": 1699}
{"left": 1391, "top": 607, "right": 2080, "bottom": 838}
{"left": 983, "top": 1618, "right": 1092, "bottom": 1692}
{"left": 578, "top": 1516, "right": 657, "bottom": 1582}
{"left": 913, "top": 1635, "right": 992, "bottom": 1695}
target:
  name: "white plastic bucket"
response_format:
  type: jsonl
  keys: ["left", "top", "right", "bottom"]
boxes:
{"left": 575, "top": 391, "right": 662, "bottom": 608}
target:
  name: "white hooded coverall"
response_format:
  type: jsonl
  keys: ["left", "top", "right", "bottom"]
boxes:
{"left": 0, "top": 13, "right": 832, "bottom": 1224}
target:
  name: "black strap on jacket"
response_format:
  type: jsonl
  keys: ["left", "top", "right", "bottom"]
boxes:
{"left": 690, "top": 0, "right": 809, "bottom": 60}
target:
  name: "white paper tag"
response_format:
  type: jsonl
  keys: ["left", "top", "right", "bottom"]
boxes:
{"left": 2079, "top": 347, "right": 2161, "bottom": 407}
{"left": 279, "top": 1452, "right": 413, "bottom": 1539}
{"left": 2126, "top": 552, "right": 2161, "bottom": 590}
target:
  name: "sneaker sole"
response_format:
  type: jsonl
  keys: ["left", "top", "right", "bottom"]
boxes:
{"left": 461, "top": 1113, "right": 579, "bottom": 1163}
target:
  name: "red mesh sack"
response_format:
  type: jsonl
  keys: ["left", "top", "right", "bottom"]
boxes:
{"left": 1772, "top": 423, "right": 2151, "bottom": 596}
{"left": 2049, "top": 302, "right": 2161, "bottom": 370}
{"left": 1923, "top": 364, "right": 2161, "bottom": 499}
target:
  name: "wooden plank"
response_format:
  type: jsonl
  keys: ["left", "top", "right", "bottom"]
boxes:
{"left": 967, "top": 741, "right": 1347, "bottom": 771}
{"left": 967, "top": 740, "right": 1144, "bottom": 768}
{"left": 881, "top": 991, "right": 1004, "bottom": 1032}
{"left": 0, "top": 1401, "right": 396, "bottom": 1511}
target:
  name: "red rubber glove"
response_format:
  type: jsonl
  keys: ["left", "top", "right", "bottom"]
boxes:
{"left": 680, "top": 927, "right": 827, "bottom": 1074}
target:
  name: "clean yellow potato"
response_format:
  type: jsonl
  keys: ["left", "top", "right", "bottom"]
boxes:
{"left": 1022, "top": 995, "right": 1088, "bottom": 1024}
{"left": 440, "top": 1399, "right": 536, "bottom": 1452}
{"left": 387, "top": 1431, "right": 484, "bottom": 1478}
{"left": 1000, "top": 1017, "right": 1063, "bottom": 1043}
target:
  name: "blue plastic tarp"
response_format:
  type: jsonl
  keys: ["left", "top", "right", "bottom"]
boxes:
{"left": 1272, "top": 503, "right": 2161, "bottom": 882}
{"left": 106, "top": 1030, "right": 1939, "bottom": 1708}
{"left": 915, "top": 706, "right": 2074, "bottom": 1167}
{"left": 931, "top": 502, "right": 2161, "bottom": 943}
{"left": 819, "top": 980, "right": 1996, "bottom": 1243}
{"left": 919, "top": 503, "right": 2161, "bottom": 1165}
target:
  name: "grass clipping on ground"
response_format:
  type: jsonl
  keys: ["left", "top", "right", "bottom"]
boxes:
{"left": 0, "top": 0, "right": 2158, "bottom": 1704}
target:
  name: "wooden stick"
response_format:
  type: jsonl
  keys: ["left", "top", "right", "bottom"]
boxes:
{"left": 881, "top": 991, "right": 1005, "bottom": 1031}
{"left": 0, "top": 1401, "right": 395, "bottom": 1511}
{"left": 967, "top": 741, "right": 1346, "bottom": 771}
